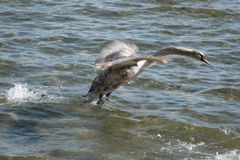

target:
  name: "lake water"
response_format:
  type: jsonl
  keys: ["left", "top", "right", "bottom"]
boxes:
{"left": 0, "top": 0, "right": 240, "bottom": 159}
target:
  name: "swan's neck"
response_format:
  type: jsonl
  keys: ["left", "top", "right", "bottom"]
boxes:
{"left": 154, "top": 47, "right": 198, "bottom": 59}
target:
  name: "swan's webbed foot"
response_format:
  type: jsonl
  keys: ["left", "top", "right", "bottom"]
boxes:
{"left": 96, "top": 93, "right": 112, "bottom": 105}
{"left": 97, "top": 100, "right": 104, "bottom": 106}
{"left": 97, "top": 94, "right": 104, "bottom": 106}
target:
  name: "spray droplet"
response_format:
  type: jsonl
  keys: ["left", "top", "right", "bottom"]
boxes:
{"left": 6, "top": 83, "right": 42, "bottom": 103}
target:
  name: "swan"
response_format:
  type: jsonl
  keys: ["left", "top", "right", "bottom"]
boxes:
{"left": 84, "top": 40, "right": 209, "bottom": 102}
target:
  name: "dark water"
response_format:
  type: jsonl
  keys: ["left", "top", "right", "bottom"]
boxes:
{"left": 0, "top": 0, "right": 240, "bottom": 159}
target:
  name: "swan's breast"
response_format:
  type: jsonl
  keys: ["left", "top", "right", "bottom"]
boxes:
{"left": 131, "top": 60, "right": 146, "bottom": 75}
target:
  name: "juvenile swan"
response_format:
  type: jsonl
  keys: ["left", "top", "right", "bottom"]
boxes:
{"left": 85, "top": 40, "right": 209, "bottom": 101}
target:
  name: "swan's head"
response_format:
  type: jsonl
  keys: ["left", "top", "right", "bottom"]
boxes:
{"left": 165, "top": 47, "right": 210, "bottom": 64}
{"left": 192, "top": 50, "right": 210, "bottom": 64}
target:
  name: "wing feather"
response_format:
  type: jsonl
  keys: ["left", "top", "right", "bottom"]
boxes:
{"left": 96, "top": 40, "right": 138, "bottom": 68}
{"left": 108, "top": 55, "right": 171, "bottom": 70}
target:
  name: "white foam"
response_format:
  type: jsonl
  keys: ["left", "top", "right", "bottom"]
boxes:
{"left": 178, "top": 141, "right": 205, "bottom": 151}
{"left": 5, "top": 83, "right": 45, "bottom": 103}
{"left": 163, "top": 139, "right": 240, "bottom": 159}
{"left": 215, "top": 150, "right": 240, "bottom": 160}
{"left": 220, "top": 127, "right": 236, "bottom": 135}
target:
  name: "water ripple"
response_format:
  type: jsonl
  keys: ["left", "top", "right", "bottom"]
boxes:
{"left": 0, "top": 0, "right": 240, "bottom": 159}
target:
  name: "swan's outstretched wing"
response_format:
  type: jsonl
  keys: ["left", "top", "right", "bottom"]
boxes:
{"left": 96, "top": 40, "right": 138, "bottom": 69}
{"left": 108, "top": 55, "right": 170, "bottom": 71}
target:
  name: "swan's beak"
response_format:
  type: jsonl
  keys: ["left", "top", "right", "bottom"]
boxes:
{"left": 201, "top": 57, "right": 210, "bottom": 64}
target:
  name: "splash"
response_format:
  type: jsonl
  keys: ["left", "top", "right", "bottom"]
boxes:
{"left": 159, "top": 139, "right": 240, "bottom": 159}
{"left": 5, "top": 83, "right": 45, "bottom": 103}
{"left": 177, "top": 141, "right": 205, "bottom": 151}
{"left": 215, "top": 150, "right": 240, "bottom": 160}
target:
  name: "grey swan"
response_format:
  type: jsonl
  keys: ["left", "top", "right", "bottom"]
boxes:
{"left": 84, "top": 40, "right": 209, "bottom": 102}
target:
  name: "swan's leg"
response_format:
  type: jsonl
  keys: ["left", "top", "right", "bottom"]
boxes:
{"left": 97, "top": 94, "right": 104, "bottom": 105}
{"left": 99, "top": 94, "right": 103, "bottom": 101}
{"left": 106, "top": 92, "right": 112, "bottom": 98}
{"left": 104, "top": 92, "right": 112, "bottom": 102}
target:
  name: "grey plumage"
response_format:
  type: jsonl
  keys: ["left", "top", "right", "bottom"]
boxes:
{"left": 85, "top": 40, "right": 209, "bottom": 101}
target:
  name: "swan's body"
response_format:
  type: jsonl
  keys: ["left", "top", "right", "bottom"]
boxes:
{"left": 85, "top": 40, "right": 209, "bottom": 101}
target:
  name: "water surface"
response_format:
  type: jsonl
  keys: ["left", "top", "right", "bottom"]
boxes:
{"left": 0, "top": 0, "right": 240, "bottom": 159}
